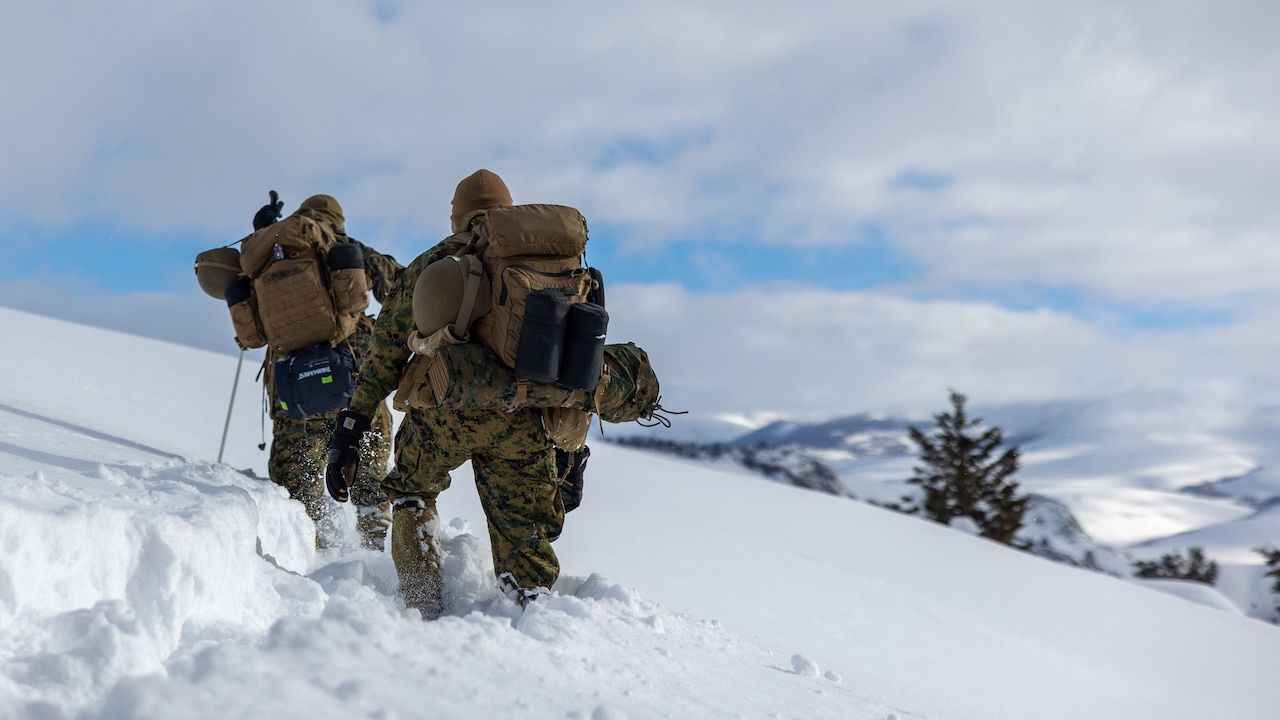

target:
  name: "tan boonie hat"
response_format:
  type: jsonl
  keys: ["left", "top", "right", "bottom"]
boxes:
{"left": 298, "top": 194, "right": 345, "bottom": 235}
{"left": 451, "top": 169, "right": 513, "bottom": 233}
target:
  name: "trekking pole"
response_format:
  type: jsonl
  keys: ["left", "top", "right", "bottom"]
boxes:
{"left": 218, "top": 347, "right": 246, "bottom": 464}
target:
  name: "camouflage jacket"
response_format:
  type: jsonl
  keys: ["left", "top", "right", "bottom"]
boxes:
{"left": 344, "top": 235, "right": 403, "bottom": 306}
{"left": 348, "top": 232, "right": 471, "bottom": 418}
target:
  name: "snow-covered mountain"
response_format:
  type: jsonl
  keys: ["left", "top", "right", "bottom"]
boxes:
{"left": 2, "top": 305, "right": 1279, "bottom": 720}
{"left": 627, "top": 398, "right": 1280, "bottom": 622}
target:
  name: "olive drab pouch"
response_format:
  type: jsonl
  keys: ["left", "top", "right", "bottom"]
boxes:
{"left": 391, "top": 354, "right": 432, "bottom": 413}
{"left": 273, "top": 343, "right": 357, "bottom": 419}
{"left": 541, "top": 406, "right": 592, "bottom": 452}
{"left": 391, "top": 327, "right": 470, "bottom": 412}
{"left": 224, "top": 275, "right": 267, "bottom": 349}
{"left": 327, "top": 242, "right": 371, "bottom": 320}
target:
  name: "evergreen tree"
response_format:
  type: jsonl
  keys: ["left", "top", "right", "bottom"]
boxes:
{"left": 905, "top": 390, "right": 1027, "bottom": 544}
{"left": 1132, "top": 547, "right": 1218, "bottom": 585}
{"left": 1255, "top": 546, "right": 1280, "bottom": 621}
{"left": 1260, "top": 547, "right": 1280, "bottom": 592}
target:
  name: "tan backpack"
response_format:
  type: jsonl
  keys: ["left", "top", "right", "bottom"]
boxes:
{"left": 226, "top": 214, "right": 369, "bottom": 354}
{"left": 463, "top": 204, "right": 596, "bottom": 369}
{"left": 406, "top": 204, "right": 602, "bottom": 449}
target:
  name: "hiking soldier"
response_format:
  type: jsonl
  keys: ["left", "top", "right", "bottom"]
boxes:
{"left": 271, "top": 194, "right": 402, "bottom": 550}
{"left": 324, "top": 170, "right": 585, "bottom": 617}
{"left": 196, "top": 193, "right": 403, "bottom": 550}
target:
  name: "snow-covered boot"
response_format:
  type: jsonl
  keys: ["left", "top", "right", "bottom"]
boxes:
{"left": 498, "top": 572, "right": 549, "bottom": 609}
{"left": 355, "top": 500, "right": 391, "bottom": 551}
{"left": 390, "top": 495, "right": 444, "bottom": 619}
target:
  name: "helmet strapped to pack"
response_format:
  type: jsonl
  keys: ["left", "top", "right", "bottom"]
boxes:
{"left": 194, "top": 246, "right": 244, "bottom": 300}
{"left": 411, "top": 253, "right": 491, "bottom": 342}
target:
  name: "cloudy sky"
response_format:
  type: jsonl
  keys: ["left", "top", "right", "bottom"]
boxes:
{"left": 2, "top": 1, "right": 1278, "bottom": 428}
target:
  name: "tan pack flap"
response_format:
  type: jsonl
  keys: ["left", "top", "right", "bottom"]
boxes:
{"left": 240, "top": 215, "right": 327, "bottom": 277}
{"left": 483, "top": 204, "right": 587, "bottom": 259}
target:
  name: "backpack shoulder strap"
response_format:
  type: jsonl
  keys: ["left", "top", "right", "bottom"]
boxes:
{"left": 448, "top": 254, "right": 485, "bottom": 337}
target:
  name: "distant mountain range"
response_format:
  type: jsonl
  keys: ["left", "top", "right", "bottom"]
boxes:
{"left": 729, "top": 414, "right": 915, "bottom": 455}
{"left": 612, "top": 404, "right": 1280, "bottom": 620}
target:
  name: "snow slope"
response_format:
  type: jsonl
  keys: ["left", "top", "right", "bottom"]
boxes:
{"left": 714, "top": 400, "right": 1280, "bottom": 620}
{"left": 2, "top": 306, "right": 1279, "bottom": 720}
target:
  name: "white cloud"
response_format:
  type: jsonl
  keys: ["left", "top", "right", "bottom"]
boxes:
{"left": 606, "top": 283, "right": 1280, "bottom": 419}
{"left": 2, "top": 0, "right": 1279, "bottom": 417}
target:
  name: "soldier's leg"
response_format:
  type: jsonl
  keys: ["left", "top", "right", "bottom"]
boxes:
{"left": 349, "top": 401, "right": 393, "bottom": 551}
{"left": 267, "top": 415, "right": 330, "bottom": 534}
{"left": 382, "top": 409, "right": 466, "bottom": 617}
{"left": 388, "top": 493, "right": 443, "bottom": 619}
{"left": 471, "top": 410, "right": 564, "bottom": 601}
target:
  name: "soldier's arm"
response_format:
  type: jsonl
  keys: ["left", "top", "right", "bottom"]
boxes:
{"left": 347, "top": 239, "right": 404, "bottom": 304}
{"left": 347, "top": 240, "right": 461, "bottom": 416}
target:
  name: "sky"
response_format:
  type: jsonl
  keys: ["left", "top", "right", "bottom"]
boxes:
{"left": 4, "top": 308, "right": 1280, "bottom": 720}
{"left": 2, "top": 1, "right": 1280, "bottom": 425}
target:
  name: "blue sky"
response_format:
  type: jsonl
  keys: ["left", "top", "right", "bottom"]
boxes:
{"left": 2, "top": 0, "right": 1279, "bottom": 420}
{"left": 0, "top": 212, "right": 1235, "bottom": 333}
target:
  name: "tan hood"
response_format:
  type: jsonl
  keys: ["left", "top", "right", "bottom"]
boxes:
{"left": 297, "top": 193, "right": 345, "bottom": 235}
{"left": 450, "top": 169, "right": 513, "bottom": 233}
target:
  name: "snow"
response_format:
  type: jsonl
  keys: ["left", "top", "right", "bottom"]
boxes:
{"left": 2, "top": 305, "right": 1280, "bottom": 720}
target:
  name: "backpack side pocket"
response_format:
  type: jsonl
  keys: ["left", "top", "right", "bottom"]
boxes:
{"left": 225, "top": 275, "right": 267, "bottom": 349}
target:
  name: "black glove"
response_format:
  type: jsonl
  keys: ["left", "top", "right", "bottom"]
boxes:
{"left": 555, "top": 445, "right": 590, "bottom": 513}
{"left": 326, "top": 409, "right": 370, "bottom": 503}
{"left": 252, "top": 190, "right": 284, "bottom": 231}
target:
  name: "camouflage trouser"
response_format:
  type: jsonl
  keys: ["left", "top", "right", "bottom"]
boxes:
{"left": 386, "top": 406, "right": 563, "bottom": 593}
{"left": 268, "top": 401, "right": 392, "bottom": 547}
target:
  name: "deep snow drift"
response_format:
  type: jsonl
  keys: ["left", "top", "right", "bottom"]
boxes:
{"left": 2, "top": 306, "right": 1279, "bottom": 720}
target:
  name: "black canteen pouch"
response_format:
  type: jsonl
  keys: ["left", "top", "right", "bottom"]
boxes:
{"left": 274, "top": 343, "right": 356, "bottom": 419}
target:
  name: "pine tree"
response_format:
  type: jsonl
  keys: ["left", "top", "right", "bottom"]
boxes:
{"left": 1261, "top": 547, "right": 1280, "bottom": 591}
{"left": 1133, "top": 547, "right": 1218, "bottom": 585}
{"left": 1255, "top": 546, "right": 1280, "bottom": 621}
{"left": 906, "top": 390, "right": 1027, "bottom": 544}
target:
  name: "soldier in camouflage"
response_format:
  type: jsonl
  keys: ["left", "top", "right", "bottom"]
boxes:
{"left": 262, "top": 194, "right": 403, "bottom": 551}
{"left": 324, "top": 170, "right": 564, "bottom": 618}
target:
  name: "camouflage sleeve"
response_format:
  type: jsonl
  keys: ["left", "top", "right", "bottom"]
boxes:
{"left": 347, "top": 238, "right": 404, "bottom": 304}
{"left": 347, "top": 237, "right": 466, "bottom": 417}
